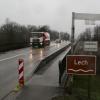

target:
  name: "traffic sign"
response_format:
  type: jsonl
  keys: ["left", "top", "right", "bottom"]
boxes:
{"left": 84, "top": 41, "right": 98, "bottom": 52}
{"left": 67, "top": 55, "right": 96, "bottom": 75}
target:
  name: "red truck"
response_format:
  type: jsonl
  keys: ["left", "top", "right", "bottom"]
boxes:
{"left": 30, "top": 32, "right": 50, "bottom": 47}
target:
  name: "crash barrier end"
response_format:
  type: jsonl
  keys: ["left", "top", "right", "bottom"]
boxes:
{"left": 18, "top": 59, "right": 24, "bottom": 88}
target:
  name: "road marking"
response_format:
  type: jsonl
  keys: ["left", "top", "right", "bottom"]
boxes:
{"left": 0, "top": 52, "right": 29, "bottom": 62}
{"left": 0, "top": 42, "right": 66, "bottom": 62}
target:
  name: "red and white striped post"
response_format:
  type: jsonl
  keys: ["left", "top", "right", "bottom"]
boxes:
{"left": 18, "top": 59, "right": 24, "bottom": 87}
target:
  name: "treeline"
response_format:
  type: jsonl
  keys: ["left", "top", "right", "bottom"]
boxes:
{"left": 27, "top": 25, "right": 70, "bottom": 41}
{"left": 78, "top": 26, "right": 100, "bottom": 44}
{"left": 0, "top": 22, "right": 29, "bottom": 51}
{"left": 76, "top": 26, "right": 100, "bottom": 51}
{"left": 0, "top": 21, "right": 70, "bottom": 52}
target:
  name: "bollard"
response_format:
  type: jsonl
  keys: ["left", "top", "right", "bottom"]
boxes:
{"left": 18, "top": 59, "right": 24, "bottom": 87}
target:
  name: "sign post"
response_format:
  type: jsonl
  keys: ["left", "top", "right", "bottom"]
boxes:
{"left": 67, "top": 55, "right": 96, "bottom": 100}
{"left": 88, "top": 75, "right": 91, "bottom": 100}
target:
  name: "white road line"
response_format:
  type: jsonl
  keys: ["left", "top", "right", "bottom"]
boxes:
{"left": 0, "top": 52, "right": 29, "bottom": 62}
{"left": 0, "top": 42, "right": 65, "bottom": 62}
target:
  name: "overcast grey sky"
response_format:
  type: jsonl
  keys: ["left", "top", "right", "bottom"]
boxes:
{"left": 0, "top": 0, "right": 100, "bottom": 34}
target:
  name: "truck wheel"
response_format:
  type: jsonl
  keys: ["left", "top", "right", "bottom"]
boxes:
{"left": 39, "top": 43, "right": 44, "bottom": 48}
{"left": 42, "top": 43, "right": 45, "bottom": 47}
{"left": 32, "top": 44, "right": 35, "bottom": 48}
{"left": 49, "top": 42, "right": 50, "bottom": 45}
{"left": 39, "top": 45, "right": 42, "bottom": 48}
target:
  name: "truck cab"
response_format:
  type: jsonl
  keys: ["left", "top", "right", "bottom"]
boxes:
{"left": 30, "top": 32, "right": 50, "bottom": 47}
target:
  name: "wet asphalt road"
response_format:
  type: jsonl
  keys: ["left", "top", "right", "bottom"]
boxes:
{"left": 6, "top": 43, "right": 70, "bottom": 100}
{"left": 0, "top": 41, "right": 69, "bottom": 100}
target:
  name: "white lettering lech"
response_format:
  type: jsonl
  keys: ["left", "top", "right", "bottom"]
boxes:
{"left": 74, "top": 59, "right": 88, "bottom": 65}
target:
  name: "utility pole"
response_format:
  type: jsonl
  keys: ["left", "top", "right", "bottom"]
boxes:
{"left": 59, "top": 32, "right": 61, "bottom": 43}
{"left": 71, "top": 12, "right": 75, "bottom": 54}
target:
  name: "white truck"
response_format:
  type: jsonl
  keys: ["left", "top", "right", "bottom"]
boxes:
{"left": 30, "top": 32, "right": 50, "bottom": 47}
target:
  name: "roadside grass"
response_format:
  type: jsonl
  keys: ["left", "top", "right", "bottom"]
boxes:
{"left": 73, "top": 75, "right": 100, "bottom": 100}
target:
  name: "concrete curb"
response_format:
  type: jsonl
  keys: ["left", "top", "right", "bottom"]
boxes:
{"left": 34, "top": 43, "right": 71, "bottom": 73}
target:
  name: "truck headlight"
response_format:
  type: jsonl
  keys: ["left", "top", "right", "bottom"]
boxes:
{"left": 40, "top": 42, "right": 43, "bottom": 45}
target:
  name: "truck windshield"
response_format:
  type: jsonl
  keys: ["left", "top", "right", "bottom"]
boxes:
{"left": 31, "top": 32, "right": 43, "bottom": 38}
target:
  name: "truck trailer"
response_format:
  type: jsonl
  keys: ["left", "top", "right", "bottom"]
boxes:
{"left": 30, "top": 32, "right": 50, "bottom": 47}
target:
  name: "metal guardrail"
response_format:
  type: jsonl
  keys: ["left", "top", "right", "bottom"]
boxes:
{"left": 58, "top": 46, "right": 73, "bottom": 94}
{"left": 34, "top": 43, "right": 71, "bottom": 73}
{"left": 58, "top": 46, "right": 71, "bottom": 87}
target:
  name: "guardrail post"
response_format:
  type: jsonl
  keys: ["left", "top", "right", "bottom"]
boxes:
{"left": 18, "top": 59, "right": 24, "bottom": 87}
